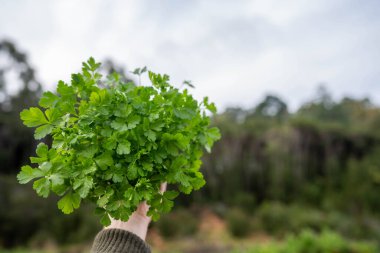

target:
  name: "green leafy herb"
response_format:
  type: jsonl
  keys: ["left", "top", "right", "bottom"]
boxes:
{"left": 18, "top": 58, "right": 220, "bottom": 225}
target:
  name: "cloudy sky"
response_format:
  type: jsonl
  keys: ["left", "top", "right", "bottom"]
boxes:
{"left": 0, "top": 0, "right": 379, "bottom": 111}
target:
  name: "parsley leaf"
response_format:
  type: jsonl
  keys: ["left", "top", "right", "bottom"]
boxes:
{"left": 58, "top": 192, "right": 81, "bottom": 214}
{"left": 17, "top": 165, "right": 45, "bottom": 184}
{"left": 20, "top": 107, "right": 48, "bottom": 127}
{"left": 39, "top": 91, "right": 59, "bottom": 108}
{"left": 117, "top": 141, "right": 131, "bottom": 155}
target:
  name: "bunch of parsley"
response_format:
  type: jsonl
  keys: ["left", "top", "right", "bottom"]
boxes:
{"left": 17, "top": 58, "right": 220, "bottom": 225}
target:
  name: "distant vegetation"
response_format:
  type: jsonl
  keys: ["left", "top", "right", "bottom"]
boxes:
{"left": 235, "top": 229, "right": 378, "bottom": 253}
{"left": 1, "top": 40, "right": 379, "bottom": 251}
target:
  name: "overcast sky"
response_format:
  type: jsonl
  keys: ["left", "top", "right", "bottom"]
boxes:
{"left": 0, "top": 0, "right": 379, "bottom": 111}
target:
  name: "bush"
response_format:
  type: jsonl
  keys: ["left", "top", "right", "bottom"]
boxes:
{"left": 226, "top": 208, "right": 251, "bottom": 238}
{"left": 244, "top": 229, "right": 378, "bottom": 253}
{"left": 155, "top": 208, "right": 198, "bottom": 239}
{"left": 285, "top": 229, "right": 347, "bottom": 253}
{"left": 256, "top": 202, "right": 343, "bottom": 236}
{"left": 287, "top": 205, "right": 325, "bottom": 233}
{"left": 255, "top": 201, "right": 380, "bottom": 240}
{"left": 255, "top": 201, "right": 291, "bottom": 236}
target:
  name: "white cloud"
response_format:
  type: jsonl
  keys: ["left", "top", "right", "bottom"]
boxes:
{"left": 0, "top": 0, "right": 379, "bottom": 111}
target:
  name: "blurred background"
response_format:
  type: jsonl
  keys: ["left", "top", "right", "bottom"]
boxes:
{"left": 1, "top": 0, "right": 380, "bottom": 252}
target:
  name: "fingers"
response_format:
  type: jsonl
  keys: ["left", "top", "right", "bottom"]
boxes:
{"left": 160, "top": 182, "right": 167, "bottom": 193}
{"left": 106, "top": 182, "right": 168, "bottom": 229}
{"left": 136, "top": 200, "right": 150, "bottom": 215}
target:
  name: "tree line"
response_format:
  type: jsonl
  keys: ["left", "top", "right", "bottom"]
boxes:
{"left": 1, "top": 40, "right": 380, "bottom": 247}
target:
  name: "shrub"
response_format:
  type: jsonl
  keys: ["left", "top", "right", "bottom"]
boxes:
{"left": 155, "top": 208, "right": 198, "bottom": 239}
{"left": 256, "top": 202, "right": 337, "bottom": 235}
{"left": 226, "top": 208, "right": 251, "bottom": 238}
{"left": 255, "top": 201, "right": 291, "bottom": 236}
{"left": 287, "top": 205, "right": 325, "bottom": 233}
{"left": 244, "top": 229, "right": 378, "bottom": 253}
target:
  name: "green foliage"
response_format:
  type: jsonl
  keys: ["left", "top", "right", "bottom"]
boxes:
{"left": 228, "top": 192, "right": 256, "bottom": 213}
{"left": 242, "top": 229, "right": 378, "bottom": 253}
{"left": 226, "top": 208, "right": 252, "bottom": 238}
{"left": 252, "top": 202, "right": 380, "bottom": 240}
{"left": 155, "top": 208, "right": 198, "bottom": 238}
{"left": 17, "top": 58, "right": 220, "bottom": 225}
{"left": 255, "top": 202, "right": 328, "bottom": 236}
{"left": 0, "top": 176, "right": 101, "bottom": 248}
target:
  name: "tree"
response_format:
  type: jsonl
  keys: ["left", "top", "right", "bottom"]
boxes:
{"left": 0, "top": 39, "right": 41, "bottom": 174}
{"left": 252, "top": 95, "right": 288, "bottom": 118}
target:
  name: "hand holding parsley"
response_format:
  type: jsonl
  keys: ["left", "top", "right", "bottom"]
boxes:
{"left": 17, "top": 58, "right": 220, "bottom": 226}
